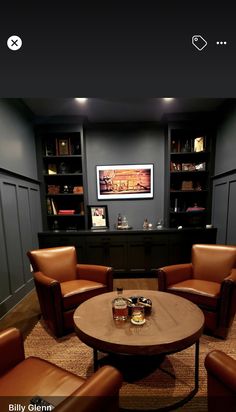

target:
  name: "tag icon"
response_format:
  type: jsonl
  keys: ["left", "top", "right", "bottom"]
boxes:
{"left": 192, "top": 35, "right": 207, "bottom": 51}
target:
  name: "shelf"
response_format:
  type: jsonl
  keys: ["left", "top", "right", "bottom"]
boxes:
{"left": 43, "top": 155, "right": 82, "bottom": 159}
{"left": 170, "top": 210, "right": 206, "bottom": 215}
{"left": 170, "top": 171, "right": 207, "bottom": 175}
{"left": 44, "top": 173, "right": 83, "bottom": 177}
{"left": 170, "top": 151, "right": 209, "bottom": 156}
{"left": 46, "top": 193, "right": 83, "bottom": 197}
{"left": 47, "top": 214, "right": 84, "bottom": 217}
{"left": 170, "top": 190, "right": 208, "bottom": 193}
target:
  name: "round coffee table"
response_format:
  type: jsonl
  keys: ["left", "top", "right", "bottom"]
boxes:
{"left": 74, "top": 290, "right": 204, "bottom": 410}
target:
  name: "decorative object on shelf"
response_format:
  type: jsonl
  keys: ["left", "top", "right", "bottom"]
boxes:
{"left": 157, "top": 219, "right": 163, "bottom": 229}
{"left": 170, "top": 162, "right": 181, "bottom": 171}
{"left": 73, "top": 186, "right": 83, "bottom": 194}
{"left": 52, "top": 220, "right": 59, "bottom": 231}
{"left": 181, "top": 181, "right": 193, "bottom": 190}
{"left": 181, "top": 140, "right": 191, "bottom": 153}
{"left": 57, "top": 138, "right": 71, "bottom": 155}
{"left": 174, "top": 198, "right": 178, "bottom": 212}
{"left": 60, "top": 185, "right": 69, "bottom": 193}
{"left": 117, "top": 213, "right": 122, "bottom": 228}
{"left": 47, "top": 185, "right": 60, "bottom": 194}
{"left": 186, "top": 203, "right": 205, "bottom": 212}
{"left": 45, "top": 141, "right": 56, "bottom": 156}
{"left": 121, "top": 216, "right": 129, "bottom": 229}
{"left": 58, "top": 162, "right": 69, "bottom": 174}
{"left": 87, "top": 205, "right": 109, "bottom": 229}
{"left": 143, "top": 218, "right": 149, "bottom": 229}
{"left": 182, "top": 163, "right": 196, "bottom": 171}
{"left": 48, "top": 164, "right": 57, "bottom": 175}
{"left": 96, "top": 164, "right": 154, "bottom": 200}
{"left": 194, "top": 136, "right": 205, "bottom": 152}
{"left": 195, "top": 162, "right": 206, "bottom": 171}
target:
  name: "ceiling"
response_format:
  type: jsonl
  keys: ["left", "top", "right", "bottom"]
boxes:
{"left": 22, "top": 98, "right": 228, "bottom": 124}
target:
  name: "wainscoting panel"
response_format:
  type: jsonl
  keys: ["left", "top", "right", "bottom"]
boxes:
{"left": 212, "top": 171, "right": 236, "bottom": 244}
{"left": 0, "top": 173, "right": 42, "bottom": 318}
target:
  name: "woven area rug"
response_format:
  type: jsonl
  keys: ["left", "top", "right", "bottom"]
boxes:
{"left": 24, "top": 319, "right": 236, "bottom": 411}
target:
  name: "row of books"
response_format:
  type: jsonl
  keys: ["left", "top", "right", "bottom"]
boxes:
{"left": 47, "top": 199, "right": 76, "bottom": 215}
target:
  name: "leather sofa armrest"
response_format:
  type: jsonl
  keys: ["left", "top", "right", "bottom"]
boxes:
{"left": 76, "top": 265, "right": 113, "bottom": 291}
{"left": 0, "top": 328, "right": 25, "bottom": 376}
{"left": 157, "top": 263, "right": 193, "bottom": 290}
{"left": 205, "top": 350, "right": 236, "bottom": 393}
{"left": 53, "top": 365, "right": 122, "bottom": 412}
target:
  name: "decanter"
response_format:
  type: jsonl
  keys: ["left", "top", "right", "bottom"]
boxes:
{"left": 112, "top": 288, "right": 128, "bottom": 320}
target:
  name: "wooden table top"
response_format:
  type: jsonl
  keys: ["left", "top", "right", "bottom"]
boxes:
{"left": 73, "top": 290, "right": 204, "bottom": 356}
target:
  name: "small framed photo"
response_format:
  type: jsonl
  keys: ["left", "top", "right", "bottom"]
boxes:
{"left": 87, "top": 205, "right": 109, "bottom": 229}
{"left": 57, "top": 138, "right": 70, "bottom": 155}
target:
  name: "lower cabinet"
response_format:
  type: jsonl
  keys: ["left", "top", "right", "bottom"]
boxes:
{"left": 38, "top": 228, "right": 217, "bottom": 276}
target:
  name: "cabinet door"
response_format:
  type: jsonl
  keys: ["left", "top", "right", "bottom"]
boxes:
{"left": 147, "top": 235, "right": 169, "bottom": 270}
{"left": 85, "top": 235, "right": 127, "bottom": 271}
{"left": 127, "top": 236, "right": 147, "bottom": 274}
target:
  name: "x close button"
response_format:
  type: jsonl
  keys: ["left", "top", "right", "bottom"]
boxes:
{"left": 7, "top": 35, "right": 22, "bottom": 51}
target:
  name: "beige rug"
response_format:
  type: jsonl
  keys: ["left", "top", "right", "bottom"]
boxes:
{"left": 24, "top": 320, "right": 236, "bottom": 411}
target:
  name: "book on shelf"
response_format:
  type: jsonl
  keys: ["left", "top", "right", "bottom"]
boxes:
{"left": 58, "top": 210, "right": 76, "bottom": 215}
{"left": 51, "top": 199, "right": 57, "bottom": 215}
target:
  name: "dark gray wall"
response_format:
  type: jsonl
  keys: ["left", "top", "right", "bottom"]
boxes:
{"left": 0, "top": 99, "right": 38, "bottom": 179}
{"left": 0, "top": 99, "right": 42, "bottom": 318}
{"left": 215, "top": 103, "right": 236, "bottom": 176}
{"left": 212, "top": 102, "right": 236, "bottom": 244}
{"left": 85, "top": 124, "right": 165, "bottom": 229}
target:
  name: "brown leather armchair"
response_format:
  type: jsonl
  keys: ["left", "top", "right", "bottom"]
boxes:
{"left": 0, "top": 327, "right": 122, "bottom": 412}
{"left": 157, "top": 244, "right": 236, "bottom": 338}
{"left": 27, "top": 246, "right": 113, "bottom": 337}
{"left": 205, "top": 350, "right": 236, "bottom": 412}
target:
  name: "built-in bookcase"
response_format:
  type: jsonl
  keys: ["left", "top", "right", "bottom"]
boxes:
{"left": 166, "top": 122, "right": 215, "bottom": 228}
{"left": 36, "top": 125, "right": 87, "bottom": 231}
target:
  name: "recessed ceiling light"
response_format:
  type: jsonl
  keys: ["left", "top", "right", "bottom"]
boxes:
{"left": 75, "top": 98, "right": 88, "bottom": 103}
{"left": 163, "top": 98, "right": 174, "bottom": 102}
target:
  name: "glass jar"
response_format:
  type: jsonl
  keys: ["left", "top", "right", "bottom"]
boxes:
{"left": 112, "top": 288, "right": 128, "bottom": 320}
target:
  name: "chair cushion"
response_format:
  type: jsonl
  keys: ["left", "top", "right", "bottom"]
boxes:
{"left": 168, "top": 279, "right": 221, "bottom": 308}
{"left": 61, "top": 279, "right": 106, "bottom": 310}
{"left": 0, "top": 357, "right": 85, "bottom": 401}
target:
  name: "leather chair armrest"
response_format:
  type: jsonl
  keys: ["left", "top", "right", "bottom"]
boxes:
{"left": 205, "top": 350, "right": 236, "bottom": 393}
{"left": 218, "top": 270, "right": 236, "bottom": 334}
{"left": 34, "top": 271, "right": 59, "bottom": 286}
{"left": 76, "top": 265, "right": 113, "bottom": 291}
{"left": 54, "top": 365, "right": 122, "bottom": 412}
{"left": 33, "top": 272, "right": 64, "bottom": 337}
{"left": 224, "top": 268, "right": 236, "bottom": 283}
{"left": 0, "top": 328, "right": 25, "bottom": 376}
{"left": 157, "top": 263, "right": 193, "bottom": 290}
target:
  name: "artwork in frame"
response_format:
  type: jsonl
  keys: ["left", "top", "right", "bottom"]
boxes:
{"left": 88, "top": 205, "right": 109, "bottom": 229}
{"left": 96, "top": 164, "right": 154, "bottom": 200}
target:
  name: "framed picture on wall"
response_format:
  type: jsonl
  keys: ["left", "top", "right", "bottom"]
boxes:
{"left": 87, "top": 205, "right": 109, "bottom": 229}
{"left": 96, "top": 164, "right": 154, "bottom": 200}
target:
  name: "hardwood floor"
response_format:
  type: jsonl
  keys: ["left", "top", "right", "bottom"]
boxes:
{"left": 0, "top": 278, "right": 158, "bottom": 339}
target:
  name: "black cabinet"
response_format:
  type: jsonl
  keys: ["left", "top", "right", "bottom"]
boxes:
{"left": 38, "top": 228, "right": 217, "bottom": 276}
